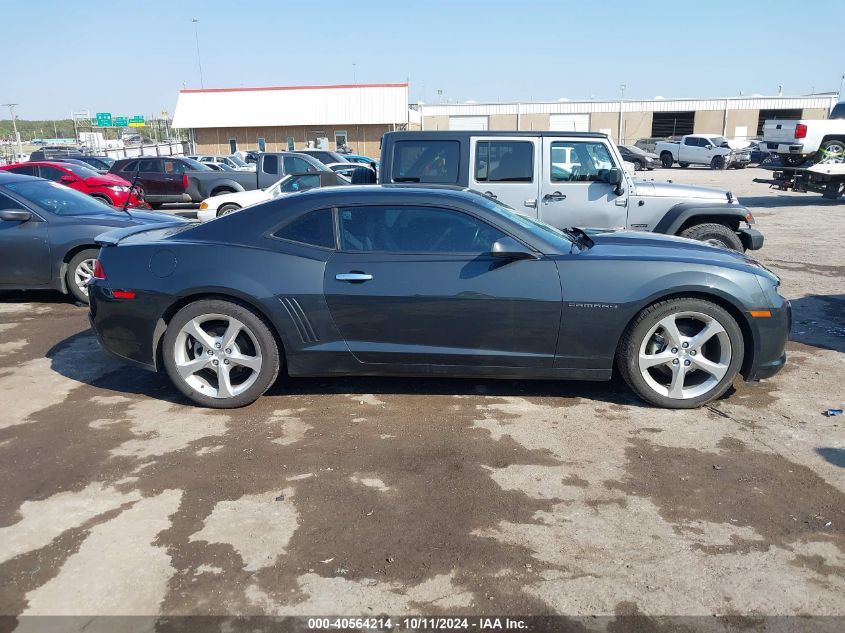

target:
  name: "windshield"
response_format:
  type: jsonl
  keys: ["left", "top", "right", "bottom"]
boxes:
{"left": 181, "top": 157, "right": 212, "bottom": 171}
{"left": 62, "top": 163, "right": 99, "bottom": 178}
{"left": 470, "top": 192, "right": 575, "bottom": 250}
{"left": 6, "top": 180, "right": 123, "bottom": 216}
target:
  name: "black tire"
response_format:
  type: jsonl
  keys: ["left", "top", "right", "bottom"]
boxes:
{"left": 819, "top": 139, "right": 845, "bottom": 161}
{"left": 617, "top": 297, "right": 744, "bottom": 409}
{"left": 162, "top": 299, "right": 281, "bottom": 408}
{"left": 679, "top": 162, "right": 690, "bottom": 168}
{"left": 710, "top": 155, "right": 727, "bottom": 170}
{"left": 65, "top": 248, "right": 99, "bottom": 304}
{"left": 217, "top": 203, "right": 241, "bottom": 217}
{"left": 679, "top": 223, "right": 744, "bottom": 251}
{"left": 660, "top": 152, "right": 674, "bottom": 168}
{"left": 735, "top": 163, "right": 748, "bottom": 169}
{"left": 780, "top": 154, "right": 805, "bottom": 167}
{"left": 632, "top": 159, "right": 643, "bottom": 171}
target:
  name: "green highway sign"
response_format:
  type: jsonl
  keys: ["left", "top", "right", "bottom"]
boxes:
{"left": 128, "top": 115, "right": 145, "bottom": 127}
{"left": 94, "top": 112, "right": 112, "bottom": 127}
{"left": 113, "top": 117, "right": 128, "bottom": 127}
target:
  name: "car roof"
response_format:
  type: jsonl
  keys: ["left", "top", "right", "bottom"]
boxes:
{"left": 383, "top": 130, "right": 608, "bottom": 140}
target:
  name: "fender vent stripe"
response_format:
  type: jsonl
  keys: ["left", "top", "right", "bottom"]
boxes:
{"left": 279, "top": 297, "right": 318, "bottom": 343}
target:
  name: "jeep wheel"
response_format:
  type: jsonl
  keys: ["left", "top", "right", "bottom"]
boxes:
{"left": 710, "top": 155, "right": 727, "bottom": 170}
{"left": 680, "top": 223, "right": 743, "bottom": 251}
{"left": 617, "top": 298, "right": 744, "bottom": 409}
{"left": 660, "top": 152, "right": 674, "bottom": 168}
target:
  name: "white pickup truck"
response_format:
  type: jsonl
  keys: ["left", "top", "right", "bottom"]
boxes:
{"left": 762, "top": 101, "right": 845, "bottom": 166}
{"left": 656, "top": 134, "right": 751, "bottom": 170}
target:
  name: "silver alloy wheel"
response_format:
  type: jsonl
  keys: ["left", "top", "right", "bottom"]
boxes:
{"left": 638, "top": 310, "right": 732, "bottom": 400}
{"left": 173, "top": 313, "right": 263, "bottom": 399}
{"left": 74, "top": 258, "right": 97, "bottom": 296}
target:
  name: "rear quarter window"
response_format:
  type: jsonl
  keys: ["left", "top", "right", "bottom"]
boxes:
{"left": 390, "top": 140, "right": 460, "bottom": 184}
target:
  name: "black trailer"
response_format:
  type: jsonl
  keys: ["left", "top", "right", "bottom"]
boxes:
{"left": 753, "top": 163, "right": 845, "bottom": 200}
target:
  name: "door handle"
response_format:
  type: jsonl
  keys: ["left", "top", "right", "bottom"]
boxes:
{"left": 335, "top": 272, "right": 373, "bottom": 283}
{"left": 524, "top": 199, "right": 537, "bottom": 208}
{"left": 543, "top": 191, "right": 566, "bottom": 203}
{"left": 483, "top": 191, "right": 498, "bottom": 200}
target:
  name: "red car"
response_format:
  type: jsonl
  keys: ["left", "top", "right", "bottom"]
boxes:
{"left": 0, "top": 161, "right": 148, "bottom": 208}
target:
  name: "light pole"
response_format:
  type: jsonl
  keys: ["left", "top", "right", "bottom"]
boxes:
{"left": 352, "top": 63, "right": 356, "bottom": 84}
{"left": 618, "top": 84, "right": 626, "bottom": 144}
{"left": 839, "top": 74, "right": 844, "bottom": 101}
{"left": 192, "top": 18, "right": 204, "bottom": 88}
{"left": 2, "top": 103, "right": 23, "bottom": 160}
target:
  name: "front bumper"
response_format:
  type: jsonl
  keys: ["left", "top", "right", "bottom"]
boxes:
{"left": 739, "top": 228, "right": 764, "bottom": 251}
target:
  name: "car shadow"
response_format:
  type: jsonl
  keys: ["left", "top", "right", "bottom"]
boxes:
{"left": 0, "top": 289, "right": 80, "bottom": 306}
{"left": 787, "top": 294, "right": 845, "bottom": 354}
{"left": 47, "top": 329, "right": 650, "bottom": 409}
{"left": 816, "top": 448, "right": 845, "bottom": 469}
{"left": 740, "top": 195, "right": 842, "bottom": 209}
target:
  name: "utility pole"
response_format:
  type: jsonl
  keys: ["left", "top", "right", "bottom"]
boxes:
{"left": 192, "top": 18, "right": 204, "bottom": 88}
{"left": 352, "top": 63, "right": 356, "bottom": 84}
{"left": 618, "top": 84, "right": 626, "bottom": 144}
{"left": 2, "top": 103, "right": 23, "bottom": 160}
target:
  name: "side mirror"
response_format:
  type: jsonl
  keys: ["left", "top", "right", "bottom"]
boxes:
{"left": 490, "top": 236, "right": 536, "bottom": 260}
{"left": 603, "top": 167, "right": 625, "bottom": 196}
{"left": 704, "top": 144, "right": 713, "bottom": 150}
{"left": 0, "top": 209, "right": 32, "bottom": 222}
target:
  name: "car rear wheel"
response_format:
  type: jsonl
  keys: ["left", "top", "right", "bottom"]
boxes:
{"left": 819, "top": 139, "right": 845, "bottom": 163}
{"left": 66, "top": 248, "right": 99, "bottom": 304}
{"left": 660, "top": 153, "right": 674, "bottom": 168}
{"left": 163, "top": 299, "right": 281, "bottom": 408}
{"left": 679, "top": 223, "right": 743, "bottom": 251}
{"left": 617, "top": 298, "right": 744, "bottom": 409}
{"left": 217, "top": 204, "right": 241, "bottom": 217}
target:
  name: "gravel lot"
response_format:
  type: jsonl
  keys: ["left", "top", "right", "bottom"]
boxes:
{"left": 0, "top": 167, "right": 843, "bottom": 628}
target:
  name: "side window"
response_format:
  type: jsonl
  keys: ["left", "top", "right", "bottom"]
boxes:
{"left": 391, "top": 141, "right": 460, "bottom": 184}
{"left": 7, "top": 165, "right": 37, "bottom": 176}
{"left": 550, "top": 141, "right": 617, "bottom": 183}
{"left": 684, "top": 137, "right": 698, "bottom": 146}
{"left": 262, "top": 155, "right": 279, "bottom": 176}
{"left": 273, "top": 209, "right": 334, "bottom": 249}
{"left": 475, "top": 141, "right": 533, "bottom": 183}
{"left": 164, "top": 160, "right": 186, "bottom": 174}
{"left": 0, "top": 192, "right": 22, "bottom": 210}
{"left": 338, "top": 206, "right": 506, "bottom": 254}
{"left": 283, "top": 156, "right": 315, "bottom": 174}
{"left": 38, "top": 166, "right": 67, "bottom": 182}
{"left": 138, "top": 159, "right": 160, "bottom": 173}
{"left": 121, "top": 160, "right": 138, "bottom": 172}
{"left": 280, "top": 174, "right": 321, "bottom": 193}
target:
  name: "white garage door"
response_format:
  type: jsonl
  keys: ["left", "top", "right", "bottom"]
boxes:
{"left": 449, "top": 116, "right": 488, "bottom": 131}
{"left": 549, "top": 114, "right": 589, "bottom": 132}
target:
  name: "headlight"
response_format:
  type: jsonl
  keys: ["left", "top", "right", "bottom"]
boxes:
{"left": 108, "top": 186, "right": 130, "bottom": 192}
{"left": 199, "top": 202, "right": 208, "bottom": 209}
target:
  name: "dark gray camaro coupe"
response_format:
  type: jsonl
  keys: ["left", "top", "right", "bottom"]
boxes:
{"left": 88, "top": 186, "right": 789, "bottom": 409}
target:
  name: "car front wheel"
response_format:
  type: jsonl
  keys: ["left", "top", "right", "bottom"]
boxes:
{"left": 162, "top": 299, "right": 281, "bottom": 408}
{"left": 617, "top": 298, "right": 744, "bottom": 409}
{"left": 66, "top": 248, "right": 99, "bottom": 304}
{"left": 217, "top": 203, "right": 241, "bottom": 217}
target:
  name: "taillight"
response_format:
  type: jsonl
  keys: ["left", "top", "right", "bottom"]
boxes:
{"left": 794, "top": 123, "right": 807, "bottom": 139}
{"left": 93, "top": 259, "right": 106, "bottom": 280}
{"left": 182, "top": 174, "right": 188, "bottom": 190}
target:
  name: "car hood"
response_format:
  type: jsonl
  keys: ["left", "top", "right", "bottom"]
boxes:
{"left": 71, "top": 209, "right": 187, "bottom": 227}
{"left": 633, "top": 179, "right": 733, "bottom": 201}
{"left": 581, "top": 229, "right": 776, "bottom": 281}
{"left": 85, "top": 173, "right": 131, "bottom": 187}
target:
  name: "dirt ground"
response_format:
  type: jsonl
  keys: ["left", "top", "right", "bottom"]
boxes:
{"left": 0, "top": 166, "right": 843, "bottom": 630}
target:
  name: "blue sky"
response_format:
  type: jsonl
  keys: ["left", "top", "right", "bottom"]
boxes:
{"left": 2, "top": 0, "right": 843, "bottom": 119}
